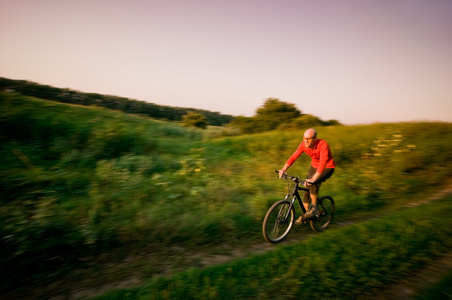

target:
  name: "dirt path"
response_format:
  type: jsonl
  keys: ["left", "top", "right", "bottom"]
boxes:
{"left": 369, "top": 252, "right": 452, "bottom": 300}
{"left": 367, "top": 181, "right": 452, "bottom": 299}
{"left": 11, "top": 181, "right": 452, "bottom": 300}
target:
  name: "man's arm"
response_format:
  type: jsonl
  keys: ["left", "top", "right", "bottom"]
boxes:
{"left": 278, "top": 163, "right": 291, "bottom": 178}
{"left": 279, "top": 143, "right": 304, "bottom": 178}
{"left": 307, "top": 171, "right": 322, "bottom": 183}
{"left": 307, "top": 141, "right": 330, "bottom": 183}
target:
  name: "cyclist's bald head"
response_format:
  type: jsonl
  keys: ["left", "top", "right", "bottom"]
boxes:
{"left": 304, "top": 128, "right": 317, "bottom": 139}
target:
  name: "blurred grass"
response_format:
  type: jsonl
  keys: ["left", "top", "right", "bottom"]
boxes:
{"left": 1, "top": 92, "right": 452, "bottom": 296}
{"left": 94, "top": 196, "right": 452, "bottom": 299}
{"left": 415, "top": 270, "right": 452, "bottom": 300}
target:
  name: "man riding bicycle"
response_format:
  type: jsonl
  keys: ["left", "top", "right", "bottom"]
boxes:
{"left": 278, "top": 128, "right": 335, "bottom": 225}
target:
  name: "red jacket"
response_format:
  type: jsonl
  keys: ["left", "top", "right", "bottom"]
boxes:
{"left": 286, "top": 139, "right": 336, "bottom": 173}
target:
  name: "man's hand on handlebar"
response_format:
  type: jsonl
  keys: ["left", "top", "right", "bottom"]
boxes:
{"left": 278, "top": 169, "right": 287, "bottom": 179}
{"left": 305, "top": 178, "right": 315, "bottom": 186}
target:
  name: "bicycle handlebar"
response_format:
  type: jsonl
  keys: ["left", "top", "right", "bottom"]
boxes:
{"left": 275, "top": 170, "right": 306, "bottom": 184}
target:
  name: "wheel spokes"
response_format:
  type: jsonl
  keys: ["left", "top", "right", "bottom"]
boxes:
{"left": 269, "top": 204, "right": 291, "bottom": 239}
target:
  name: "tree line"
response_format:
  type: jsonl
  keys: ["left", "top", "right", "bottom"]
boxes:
{"left": 0, "top": 77, "right": 234, "bottom": 126}
{"left": 0, "top": 77, "right": 341, "bottom": 132}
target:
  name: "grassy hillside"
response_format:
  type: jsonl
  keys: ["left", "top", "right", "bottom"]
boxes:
{"left": 1, "top": 92, "right": 452, "bottom": 297}
{"left": 0, "top": 77, "right": 234, "bottom": 126}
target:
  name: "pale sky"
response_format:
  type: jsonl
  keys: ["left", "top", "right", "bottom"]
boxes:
{"left": 1, "top": 0, "right": 452, "bottom": 124}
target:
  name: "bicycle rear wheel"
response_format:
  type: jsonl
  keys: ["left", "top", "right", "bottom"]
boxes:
{"left": 262, "top": 200, "right": 295, "bottom": 243}
{"left": 309, "top": 196, "right": 335, "bottom": 232}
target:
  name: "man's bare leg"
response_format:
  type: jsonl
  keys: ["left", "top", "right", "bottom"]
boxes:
{"left": 296, "top": 192, "right": 310, "bottom": 225}
{"left": 311, "top": 194, "right": 317, "bottom": 209}
{"left": 305, "top": 193, "right": 318, "bottom": 218}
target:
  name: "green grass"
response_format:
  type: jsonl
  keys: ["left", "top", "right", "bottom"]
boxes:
{"left": 1, "top": 92, "right": 452, "bottom": 297}
{"left": 93, "top": 196, "right": 452, "bottom": 299}
{"left": 416, "top": 270, "right": 452, "bottom": 300}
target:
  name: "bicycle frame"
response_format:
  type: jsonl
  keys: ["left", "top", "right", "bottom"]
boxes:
{"left": 281, "top": 175, "right": 310, "bottom": 222}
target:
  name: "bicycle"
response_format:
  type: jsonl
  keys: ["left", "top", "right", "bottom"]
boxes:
{"left": 262, "top": 171, "right": 335, "bottom": 243}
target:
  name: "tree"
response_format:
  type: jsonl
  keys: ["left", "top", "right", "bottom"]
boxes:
{"left": 229, "top": 116, "right": 259, "bottom": 134}
{"left": 291, "top": 114, "right": 323, "bottom": 128}
{"left": 182, "top": 112, "right": 208, "bottom": 129}
{"left": 323, "top": 119, "right": 341, "bottom": 126}
{"left": 229, "top": 98, "right": 303, "bottom": 134}
{"left": 254, "top": 98, "right": 302, "bottom": 131}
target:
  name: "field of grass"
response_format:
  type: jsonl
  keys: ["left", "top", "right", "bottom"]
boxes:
{"left": 1, "top": 92, "right": 452, "bottom": 298}
{"left": 94, "top": 195, "right": 452, "bottom": 299}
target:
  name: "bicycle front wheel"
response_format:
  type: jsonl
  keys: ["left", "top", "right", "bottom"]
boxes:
{"left": 262, "top": 200, "right": 295, "bottom": 243}
{"left": 310, "top": 195, "right": 335, "bottom": 232}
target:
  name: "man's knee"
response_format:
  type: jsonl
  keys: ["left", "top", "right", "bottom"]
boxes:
{"left": 317, "top": 168, "right": 334, "bottom": 183}
{"left": 308, "top": 184, "right": 319, "bottom": 196}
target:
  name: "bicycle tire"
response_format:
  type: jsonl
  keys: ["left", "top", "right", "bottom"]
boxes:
{"left": 309, "top": 195, "right": 335, "bottom": 232}
{"left": 262, "top": 199, "right": 295, "bottom": 243}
